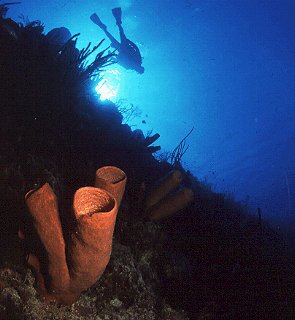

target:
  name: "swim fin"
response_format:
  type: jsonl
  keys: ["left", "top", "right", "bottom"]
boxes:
{"left": 112, "top": 7, "right": 122, "bottom": 25}
{"left": 90, "top": 13, "right": 107, "bottom": 30}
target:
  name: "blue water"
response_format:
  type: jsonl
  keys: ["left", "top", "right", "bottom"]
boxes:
{"left": 7, "top": 0, "right": 295, "bottom": 231}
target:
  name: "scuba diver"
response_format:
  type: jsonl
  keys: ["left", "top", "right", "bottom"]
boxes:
{"left": 90, "top": 7, "right": 144, "bottom": 74}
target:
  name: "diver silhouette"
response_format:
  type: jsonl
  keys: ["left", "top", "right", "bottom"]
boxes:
{"left": 90, "top": 7, "right": 144, "bottom": 74}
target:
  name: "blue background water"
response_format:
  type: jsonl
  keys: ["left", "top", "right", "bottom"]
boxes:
{"left": 7, "top": 0, "right": 295, "bottom": 231}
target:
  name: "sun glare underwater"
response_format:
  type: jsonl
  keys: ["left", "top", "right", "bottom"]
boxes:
{"left": 95, "top": 68, "right": 121, "bottom": 101}
{"left": 6, "top": 0, "right": 295, "bottom": 234}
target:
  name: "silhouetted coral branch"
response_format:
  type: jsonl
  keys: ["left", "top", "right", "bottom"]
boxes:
{"left": 57, "top": 37, "right": 116, "bottom": 83}
{"left": 80, "top": 40, "right": 116, "bottom": 80}
{"left": 169, "top": 127, "right": 194, "bottom": 167}
{"left": 0, "top": 2, "right": 20, "bottom": 18}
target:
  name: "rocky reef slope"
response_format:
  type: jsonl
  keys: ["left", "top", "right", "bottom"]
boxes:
{"left": 0, "top": 10, "right": 294, "bottom": 319}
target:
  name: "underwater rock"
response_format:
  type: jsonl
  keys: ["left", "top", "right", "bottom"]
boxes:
{"left": 46, "top": 27, "right": 72, "bottom": 47}
{"left": 99, "top": 102, "right": 123, "bottom": 125}
{"left": 132, "top": 129, "right": 145, "bottom": 142}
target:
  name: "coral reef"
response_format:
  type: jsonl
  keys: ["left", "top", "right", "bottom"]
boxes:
{"left": 0, "top": 9, "right": 295, "bottom": 320}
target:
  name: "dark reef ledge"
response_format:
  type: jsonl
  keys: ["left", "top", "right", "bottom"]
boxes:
{"left": 0, "top": 11, "right": 294, "bottom": 320}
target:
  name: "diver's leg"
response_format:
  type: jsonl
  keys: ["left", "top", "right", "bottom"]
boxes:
{"left": 111, "top": 7, "right": 127, "bottom": 44}
{"left": 117, "top": 23, "right": 127, "bottom": 44}
{"left": 103, "top": 29, "right": 121, "bottom": 49}
{"left": 90, "top": 13, "right": 107, "bottom": 30}
{"left": 90, "top": 13, "right": 120, "bottom": 49}
{"left": 112, "top": 7, "right": 122, "bottom": 25}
